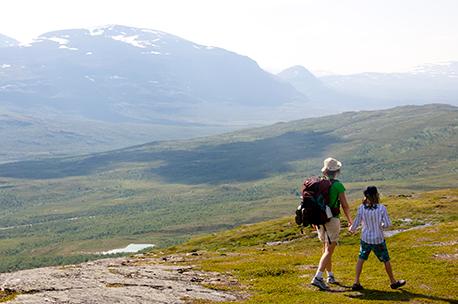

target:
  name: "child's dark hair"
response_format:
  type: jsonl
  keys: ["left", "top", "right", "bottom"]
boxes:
{"left": 363, "top": 186, "right": 379, "bottom": 209}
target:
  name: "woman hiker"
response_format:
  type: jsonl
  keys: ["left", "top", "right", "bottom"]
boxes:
{"left": 311, "top": 157, "right": 353, "bottom": 290}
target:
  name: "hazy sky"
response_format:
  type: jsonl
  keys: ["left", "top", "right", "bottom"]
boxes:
{"left": 2, "top": 0, "right": 457, "bottom": 74}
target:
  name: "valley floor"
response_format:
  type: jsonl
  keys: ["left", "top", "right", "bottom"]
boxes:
{"left": 2, "top": 189, "right": 456, "bottom": 303}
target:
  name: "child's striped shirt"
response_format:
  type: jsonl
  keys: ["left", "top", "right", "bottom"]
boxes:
{"left": 351, "top": 203, "right": 391, "bottom": 244}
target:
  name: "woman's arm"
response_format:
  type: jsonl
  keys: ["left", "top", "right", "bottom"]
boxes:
{"left": 339, "top": 192, "right": 353, "bottom": 226}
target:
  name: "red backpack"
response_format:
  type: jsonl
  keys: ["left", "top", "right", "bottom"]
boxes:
{"left": 295, "top": 176, "right": 333, "bottom": 227}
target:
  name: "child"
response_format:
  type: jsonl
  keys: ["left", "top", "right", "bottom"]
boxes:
{"left": 348, "top": 186, "right": 406, "bottom": 291}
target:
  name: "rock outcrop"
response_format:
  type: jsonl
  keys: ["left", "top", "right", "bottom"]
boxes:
{"left": 0, "top": 256, "right": 239, "bottom": 303}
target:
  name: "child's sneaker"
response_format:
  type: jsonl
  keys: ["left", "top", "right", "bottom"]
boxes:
{"left": 390, "top": 280, "right": 406, "bottom": 289}
{"left": 351, "top": 283, "right": 364, "bottom": 291}
{"left": 311, "top": 277, "right": 329, "bottom": 290}
{"left": 326, "top": 275, "right": 337, "bottom": 284}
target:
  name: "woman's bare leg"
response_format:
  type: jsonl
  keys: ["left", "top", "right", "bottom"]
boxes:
{"left": 318, "top": 241, "right": 337, "bottom": 272}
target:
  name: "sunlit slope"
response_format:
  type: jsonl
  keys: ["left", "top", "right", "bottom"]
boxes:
{"left": 0, "top": 104, "right": 456, "bottom": 183}
{"left": 153, "top": 189, "right": 458, "bottom": 304}
{"left": 0, "top": 104, "right": 456, "bottom": 273}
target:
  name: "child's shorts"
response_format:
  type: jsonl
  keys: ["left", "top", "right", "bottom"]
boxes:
{"left": 359, "top": 240, "right": 390, "bottom": 262}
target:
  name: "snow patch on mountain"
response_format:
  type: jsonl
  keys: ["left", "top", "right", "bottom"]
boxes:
{"left": 0, "top": 84, "right": 16, "bottom": 90}
{"left": 19, "top": 42, "right": 33, "bottom": 47}
{"left": 111, "top": 34, "right": 159, "bottom": 49}
{"left": 44, "top": 37, "right": 69, "bottom": 45}
{"left": 410, "top": 61, "right": 458, "bottom": 77}
{"left": 59, "top": 45, "right": 78, "bottom": 51}
{"left": 85, "top": 75, "right": 96, "bottom": 82}
{"left": 112, "top": 35, "right": 146, "bottom": 48}
{"left": 142, "top": 50, "right": 161, "bottom": 55}
{"left": 140, "top": 29, "right": 166, "bottom": 37}
{"left": 87, "top": 25, "right": 112, "bottom": 36}
{"left": 109, "top": 75, "right": 127, "bottom": 80}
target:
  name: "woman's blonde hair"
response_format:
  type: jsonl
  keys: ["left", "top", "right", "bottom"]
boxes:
{"left": 323, "top": 169, "right": 340, "bottom": 180}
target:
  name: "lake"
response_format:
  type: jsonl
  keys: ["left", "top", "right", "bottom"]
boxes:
{"left": 102, "top": 243, "right": 155, "bottom": 255}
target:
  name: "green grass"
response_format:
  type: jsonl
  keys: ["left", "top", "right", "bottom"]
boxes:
{"left": 0, "top": 104, "right": 456, "bottom": 273}
{"left": 150, "top": 189, "right": 458, "bottom": 304}
{"left": 0, "top": 290, "right": 17, "bottom": 302}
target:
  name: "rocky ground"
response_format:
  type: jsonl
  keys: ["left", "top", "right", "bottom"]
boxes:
{"left": 0, "top": 255, "right": 241, "bottom": 304}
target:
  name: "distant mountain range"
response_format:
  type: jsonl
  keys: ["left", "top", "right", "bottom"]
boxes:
{"left": 1, "top": 25, "right": 457, "bottom": 162}
{"left": 0, "top": 25, "right": 309, "bottom": 162}
{"left": 277, "top": 65, "right": 362, "bottom": 112}
{"left": 0, "top": 25, "right": 305, "bottom": 124}
{"left": 321, "top": 62, "right": 458, "bottom": 105}
{"left": 278, "top": 63, "right": 458, "bottom": 108}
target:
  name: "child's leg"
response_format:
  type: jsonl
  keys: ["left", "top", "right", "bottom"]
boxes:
{"left": 384, "top": 261, "right": 396, "bottom": 284}
{"left": 374, "top": 241, "right": 396, "bottom": 284}
{"left": 354, "top": 258, "right": 365, "bottom": 284}
{"left": 354, "top": 240, "right": 371, "bottom": 285}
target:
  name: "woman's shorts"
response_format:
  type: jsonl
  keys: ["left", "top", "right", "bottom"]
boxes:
{"left": 317, "top": 217, "right": 340, "bottom": 243}
{"left": 359, "top": 240, "right": 390, "bottom": 262}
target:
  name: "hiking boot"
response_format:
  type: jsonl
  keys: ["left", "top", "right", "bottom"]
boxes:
{"left": 311, "top": 277, "right": 329, "bottom": 290}
{"left": 327, "top": 275, "right": 337, "bottom": 284}
{"left": 351, "top": 283, "right": 364, "bottom": 291}
{"left": 390, "top": 280, "right": 406, "bottom": 289}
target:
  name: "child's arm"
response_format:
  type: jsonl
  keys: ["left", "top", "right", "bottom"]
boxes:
{"left": 381, "top": 205, "right": 392, "bottom": 228}
{"left": 349, "top": 205, "right": 362, "bottom": 233}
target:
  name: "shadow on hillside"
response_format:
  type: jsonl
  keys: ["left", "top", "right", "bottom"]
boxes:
{"left": 0, "top": 131, "right": 340, "bottom": 183}
{"left": 150, "top": 131, "right": 339, "bottom": 184}
{"left": 347, "top": 288, "right": 458, "bottom": 303}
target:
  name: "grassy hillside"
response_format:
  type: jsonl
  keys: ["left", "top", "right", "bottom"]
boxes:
{"left": 0, "top": 108, "right": 234, "bottom": 164}
{"left": 150, "top": 189, "right": 458, "bottom": 304}
{"left": 0, "top": 104, "right": 456, "bottom": 273}
{"left": 0, "top": 104, "right": 456, "bottom": 182}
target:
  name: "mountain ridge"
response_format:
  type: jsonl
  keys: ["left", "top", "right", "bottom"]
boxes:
{"left": 320, "top": 61, "right": 458, "bottom": 105}
{"left": 0, "top": 25, "right": 311, "bottom": 162}
{"left": 0, "top": 33, "right": 18, "bottom": 47}
{"left": 0, "top": 25, "right": 307, "bottom": 123}
{"left": 278, "top": 63, "right": 458, "bottom": 110}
